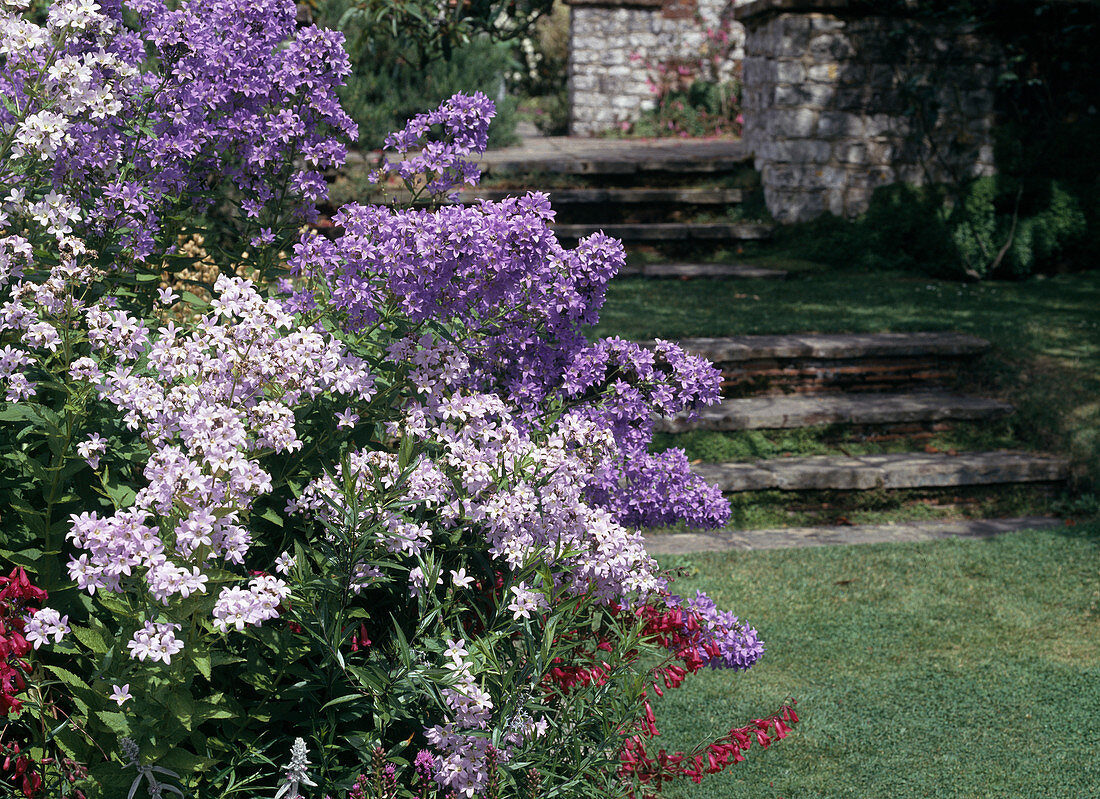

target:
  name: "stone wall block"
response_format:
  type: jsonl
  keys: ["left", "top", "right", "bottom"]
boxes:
{"left": 809, "top": 32, "right": 855, "bottom": 63}
{"left": 817, "top": 112, "right": 864, "bottom": 139}
{"left": 864, "top": 113, "right": 905, "bottom": 138}
{"left": 834, "top": 87, "right": 868, "bottom": 113}
{"left": 743, "top": 58, "right": 776, "bottom": 84}
{"left": 808, "top": 13, "right": 844, "bottom": 33}
{"left": 865, "top": 141, "right": 896, "bottom": 165}
{"left": 779, "top": 139, "right": 833, "bottom": 164}
{"left": 806, "top": 62, "right": 839, "bottom": 83}
{"left": 572, "top": 73, "right": 599, "bottom": 92}
{"left": 774, "top": 82, "right": 833, "bottom": 109}
{"left": 820, "top": 165, "right": 849, "bottom": 191}
{"left": 843, "top": 186, "right": 871, "bottom": 215}
{"left": 835, "top": 141, "right": 868, "bottom": 165}
{"left": 775, "top": 15, "right": 811, "bottom": 54}
{"left": 776, "top": 60, "right": 805, "bottom": 84}
{"left": 763, "top": 163, "right": 825, "bottom": 190}
{"left": 765, "top": 187, "right": 826, "bottom": 223}
{"left": 893, "top": 164, "right": 927, "bottom": 185}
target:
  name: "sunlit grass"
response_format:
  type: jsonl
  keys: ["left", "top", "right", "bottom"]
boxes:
{"left": 647, "top": 523, "right": 1100, "bottom": 798}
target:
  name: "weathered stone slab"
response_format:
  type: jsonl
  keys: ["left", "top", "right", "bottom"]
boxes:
{"left": 643, "top": 516, "right": 1063, "bottom": 554}
{"left": 693, "top": 451, "right": 1070, "bottom": 492}
{"left": 367, "top": 187, "right": 748, "bottom": 206}
{"left": 641, "top": 263, "right": 787, "bottom": 279}
{"left": 475, "top": 138, "right": 750, "bottom": 175}
{"left": 552, "top": 222, "right": 774, "bottom": 241}
{"left": 673, "top": 332, "right": 991, "bottom": 362}
{"left": 656, "top": 392, "right": 1013, "bottom": 432}
{"left": 458, "top": 188, "right": 745, "bottom": 204}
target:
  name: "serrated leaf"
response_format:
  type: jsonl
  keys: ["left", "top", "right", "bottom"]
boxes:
{"left": 71, "top": 624, "right": 109, "bottom": 655}
{"left": 44, "top": 664, "right": 90, "bottom": 691}
{"left": 165, "top": 688, "right": 195, "bottom": 731}
{"left": 96, "top": 709, "right": 131, "bottom": 736}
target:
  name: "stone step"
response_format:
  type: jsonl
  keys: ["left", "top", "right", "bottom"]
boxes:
{"left": 656, "top": 392, "right": 1014, "bottom": 433}
{"left": 693, "top": 451, "right": 1070, "bottom": 492}
{"left": 458, "top": 187, "right": 746, "bottom": 204}
{"left": 674, "top": 332, "right": 991, "bottom": 363}
{"left": 471, "top": 139, "right": 751, "bottom": 176}
{"left": 643, "top": 517, "right": 1064, "bottom": 554}
{"left": 484, "top": 156, "right": 751, "bottom": 176}
{"left": 552, "top": 222, "right": 774, "bottom": 241}
{"left": 618, "top": 262, "right": 788, "bottom": 279}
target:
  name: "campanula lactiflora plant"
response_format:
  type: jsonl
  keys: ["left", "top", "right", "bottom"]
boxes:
{"left": 0, "top": 1, "right": 794, "bottom": 796}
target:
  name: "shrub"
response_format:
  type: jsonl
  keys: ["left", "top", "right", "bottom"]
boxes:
{"left": 0, "top": 1, "right": 795, "bottom": 796}
{"left": 788, "top": 178, "right": 1093, "bottom": 280}
{"left": 316, "top": 0, "right": 521, "bottom": 148}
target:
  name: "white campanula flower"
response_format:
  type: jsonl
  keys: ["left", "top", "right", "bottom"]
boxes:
{"left": 335, "top": 408, "right": 358, "bottom": 429}
{"left": 46, "top": 0, "right": 105, "bottom": 33}
{"left": 127, "top": 620, "right": 183, "bottom": 664}
{"left": 211, "top": 575, "right": 288, "bottom": 633}
{"left": 449, "top": 567, "right": 474, "bottom": 590}
{"left": 14, "top": 112, "right": 70, "bottom": 160}
{"left": 442, "top": 638, "right": 468, "bottom": 668}
{"left": 274, "top": 551, "right": 295, "bottom": 575}
{"left": 507, "top": 582, "right": 547, "bottom": 622}
{"left": 23, "top": 607, "right": 70, "bottom": 649}
{"left": 76, "top": 432, "right": 106, "bottom": 468}
{"left": 109, "top": 684, "right": 132, "bottom": 706}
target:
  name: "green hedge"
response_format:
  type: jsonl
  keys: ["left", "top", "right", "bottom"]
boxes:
{"left": 786, "top": 175, "right": 1096, "bottom": 280}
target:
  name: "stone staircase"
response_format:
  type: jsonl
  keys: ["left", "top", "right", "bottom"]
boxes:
{"left": 468, "top": 138, "right": 775, "bottom": 255}
{"left": 661, "top": 332, "right": 1069, "bottom": 499}
{"left": 468, "top": 141, "right": 1069, "bottom": 543}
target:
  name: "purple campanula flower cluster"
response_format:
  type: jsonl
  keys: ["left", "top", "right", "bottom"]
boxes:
{"left": 0, "top": 0, "right": 355, "bottom": 260}
{"left": 669, "top": 590, "right": 765, "bottom": 671}
{"left": 287, "top": 95, "right": 729, "bottom": 531}
{"left": 373, "top": 91, "right": 495, "bottom": 198}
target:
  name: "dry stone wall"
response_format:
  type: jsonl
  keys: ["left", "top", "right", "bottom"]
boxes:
{"left": 566, "top": 0, "right": 747, "bottom": 135}
{"left": 736, "top": 0, "right": 1001, "bottom": 222}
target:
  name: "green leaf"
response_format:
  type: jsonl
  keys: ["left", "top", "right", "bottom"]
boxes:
{"left": 257, "top": 506, "right": 284, "bottom": 528}
{"left": 0, "top": 405, "right": 38, "bottom": 423}
{"left": 191, "top": 652, "right": 212, "bottom": 680}
{"left": 71, "top": 624, "right": 109, "bottom": 655}
{"left": 95, "top": 709, "right": 131, "bottom": 737}
{"left": 44, "top": 664, "right": 90, "bottom": 691}
{"left": 320, "top": 693, "right": 365, "bottom": 712}
{"left": 166, "top": 688, "right": 195, "bottom": 731}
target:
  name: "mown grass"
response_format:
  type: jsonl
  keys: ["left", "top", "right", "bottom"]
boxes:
{"left": 592, "top": 267, "right": 1100, "bottom": 489}
{"left": 646, "top": 522, "right": 1100, "bottom": 798}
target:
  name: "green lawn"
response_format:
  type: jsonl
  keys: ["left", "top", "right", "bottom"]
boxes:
{"left": 592, "top": 267, "right": 1100, "bottom": 489}
{"left": 646, "top": 522, "right": 1100, "bottom": 798}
